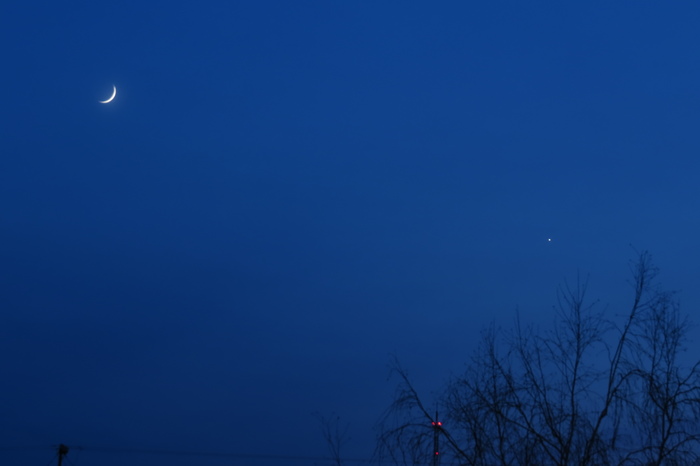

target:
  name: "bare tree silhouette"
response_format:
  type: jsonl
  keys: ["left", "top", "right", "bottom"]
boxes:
{"left": 376, "top": 252, "right": 700, "bottom": 465}
{"left": 315, "top": 412, "right": 350, "bottom": 466}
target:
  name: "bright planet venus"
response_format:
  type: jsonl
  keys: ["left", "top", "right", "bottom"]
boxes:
{"left": 99, "top": 85, "right": 117, "bottom": 104}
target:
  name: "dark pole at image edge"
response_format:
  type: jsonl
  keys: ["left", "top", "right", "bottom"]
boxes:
{"left": 57, "top": 444, "right": 69, "bottom": 466}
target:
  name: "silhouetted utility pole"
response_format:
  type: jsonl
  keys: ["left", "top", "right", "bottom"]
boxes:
{"left": 56, "top": 444, "right": 69, "bottom": 466}
{"left": 431, "top": 411, "right": 441, "bottom": 466}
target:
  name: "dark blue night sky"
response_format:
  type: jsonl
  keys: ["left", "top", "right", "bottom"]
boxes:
{"left": 3, "top": 2, "right": 700, "bottom": 464}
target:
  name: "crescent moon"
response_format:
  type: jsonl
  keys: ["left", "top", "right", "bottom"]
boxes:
{"left": 99, "top": 85, "right": 117, "bottom": 104}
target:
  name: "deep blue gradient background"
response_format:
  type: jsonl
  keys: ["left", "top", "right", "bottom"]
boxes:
{"left": 3, "top": 2, "right": 700, "bottom": 464}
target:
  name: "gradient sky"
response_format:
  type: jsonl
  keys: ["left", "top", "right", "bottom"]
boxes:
{"left": 3, "top": 2, "right": 700, "bottom": 465}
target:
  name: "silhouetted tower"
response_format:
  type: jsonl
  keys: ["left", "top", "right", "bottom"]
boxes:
{"left": 56, "top": 444, "right": 69, "bottom": 466}
{"left": 431, "top": 411, "right": 441, "bottom": 466}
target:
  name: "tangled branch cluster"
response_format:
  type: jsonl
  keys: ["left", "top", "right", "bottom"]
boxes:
{"left": 377, "top": 252, "right": 700, "bottom": 465}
